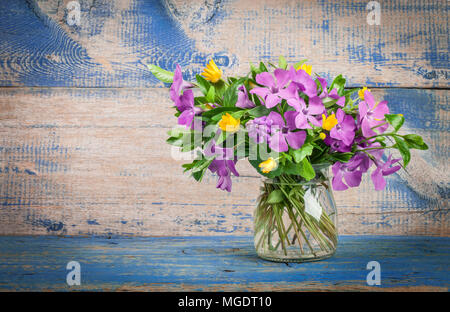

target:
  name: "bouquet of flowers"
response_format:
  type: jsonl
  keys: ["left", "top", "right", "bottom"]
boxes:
{"left": 148, "top": 57, "right": 428, "bottom": 262}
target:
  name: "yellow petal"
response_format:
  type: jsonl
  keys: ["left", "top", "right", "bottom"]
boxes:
{"left": 322, "top": 114, "right": 338, "bottom": 131}
{"left": 201, "top": 59, "right": 222, "bottom": 83}
{"left": 259, "top": 157, "right": 277, "bottom": 173}
{"left": 358, "top": 86, "right": 370, "bottom": 100}
{"left": 219, "top": 113, "right": 240, "bottom": 132}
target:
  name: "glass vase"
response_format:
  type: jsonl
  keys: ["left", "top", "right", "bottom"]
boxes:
{"left": 253, "top": 166, "right": 338, "bottom": 262}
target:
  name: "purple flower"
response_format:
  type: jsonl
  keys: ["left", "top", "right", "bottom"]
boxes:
{"left": 287, "top": 97, "right": 324, "bottom": 129}
{"left": 205, "top": 140, "right": 239, "bottom": 192}
{"left": 236, "top": 85, "right": 255, "bottom": 109}
{"left": 327, "top": 89, "right": 345, "bottom": 107}
{"left": 169, "top": 65, "right": 200, "bottom": 128}
{"left": 331, "top": 153, "right": 371, "bottom": 191}
{"left": 291, "top": 67, "right": 318, "bottom": 98}
{"left": 267, "top": 111, "right": 306, "bottom": 152}
{"left": 246, "top": 116, "right": 272, "bottom": 144}
{"left": 323, "top": 136, "right": 352, "bottom": 153}
{"left": 371, "top": 155, "right": 401, "bottom": 191}
{"left": 178, "top": 103, "right": 202, "bottom": 129}
{"left": 358, "top": 90, "right": 389, "bottom": 137}
{"left": 170, "top": 64, "right": 194, "bottom": 111}
{"left": 316, "top": 77, "right": 345, "bottom": 107}
{"left": 330, "top": 109, "right": 356, "bottom": 146}
{"left": 208, "top": 159, "right": 239, "bottom": 192}
{"left": 250, "top": 69, "right": 292, "bottom": 108}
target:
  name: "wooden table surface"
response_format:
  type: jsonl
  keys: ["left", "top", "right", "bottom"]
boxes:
{"left": 0, "top": 235, "right": 448, "bottom": 291}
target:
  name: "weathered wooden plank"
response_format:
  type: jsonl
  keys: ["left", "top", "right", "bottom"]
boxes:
{"left": 0, "top": 0, "right": 448, "bottom": 87}
{"left": 0, "top": 235, "right": 448, "bottom": 291}
{"left": 0, "top": 87, "right": 447, "bottom": 236}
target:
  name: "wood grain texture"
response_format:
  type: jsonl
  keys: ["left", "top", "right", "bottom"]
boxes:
{"left": 0, "top": 87, "right": 447, "bottom": 236}
{"left": 0, "top": 0, "right": 448, "bottom": 87}
{"left": 0, "top": 235, "right": 448, "bottom": 291}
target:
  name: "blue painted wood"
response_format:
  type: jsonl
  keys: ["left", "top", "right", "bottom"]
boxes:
{"left": 0, "top": 0, "right": 447, "bottom": 87}
{"left": 0, "top": 236, "right": 448, "bottom": 291}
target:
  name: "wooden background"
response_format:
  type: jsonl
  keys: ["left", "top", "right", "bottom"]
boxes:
{"left": 0, "top": 0, "right": 448, "bottom": 237}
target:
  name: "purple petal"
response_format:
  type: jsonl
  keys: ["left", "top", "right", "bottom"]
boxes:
{"left": 358, "top": 101, "right": 369, "bottom": 120}
{"left": 269, "top": 132, "right": 288, "bottom": 152}
{"left": 372, "top": 100, "right": 390, "bottom": 119}
{"left": 343, "top": 170, "right": 363, "bottom": 187}
{"left": 274, "top": 68, "right": 291, "bottom": 88}
{"left": 364, "top": 90, "right": 375, "bottom": 107}
{"left": 294, "top": 71, "right": 317, "bottom": 97}
{"left": 308, "top": 115, "right": 322, "bottom": 127}
{"left": 336, "top": 96, "right": 345, "bottom": 107}
{"left": 371, "top": 168, "right": 386, "bottom": 191}
{"left": 255, "top": 72, "right": 275, "bottom": 88}
{"left": 308, "top": 96, "right": 325, "bottom": 115}
{"left": 267, "top": 111, "right": 285, "bottom": 127}
{"left": 382, "top": 165, "right": 401, "bottom": 176}
{"left": 265, "top": 93, "right": 281, "bottom": 108}
{"left": 286, "top": 131, "right": 306, "bottom": 149}
{"left": 361, "top": 118, "right": 377, "bottom": 138}
{"left": 284, "top": 110, "right": 298, "bottom": 130}
{"left": 226, "top": 160, "right": 240, "bottom": 176}
{"left": 287, "top": 98, "right": 304, "bottom": 111}
{"left": 332, "top": 171, "right": 348, "bottom": 191}
{"left": 295, "top": 112, "right": 310, "bottom": 129}
{"left": 278, "top": 83, "right": 299, "bottom": 100}
{"left": 178, "top": 110, "right": 194, "bottom": 128}
{"left": 249, "top": 87, "right": 270, "bottom": 99}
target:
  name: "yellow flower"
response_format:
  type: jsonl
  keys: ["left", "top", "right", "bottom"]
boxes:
{"left": 218, "top": 113, "right": 240, "bottom": 133}
{"left": 201, "top": 59, "right": 222, "bottom": 83}
{"left": 322, "top": 114, "right": 338, "bottom": 131}
{"left": 319, "top": 132, "right": 326, "bottom": 140}
{"left": 358, "top": 86, "right": 371, "bottom": 100}
{"left": 296, "top": 63, "right": 312, "bottom": 75}
{"left": 259, "top": 157, "right": 277, "bottom": 173}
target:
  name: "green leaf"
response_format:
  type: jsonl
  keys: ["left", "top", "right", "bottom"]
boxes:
{"left": 385, "top": 114, "right": 405, "bottom": 132}
{"left": 259, "top": 62, "right": 268, "bottom": 72}
{"left": 291, "top": 143, "right": 314, "bottom": 163}
{"left": 299, "top": 158, "right": 315, "bottom": 181}
{"left": 248, "top": 105, "right": 270, "bottom": 117}
{"left": 195, "top": 74, "right": 210, "bottom": 95}
{"left": 403, "top": 134, "right": 428, "bottom": 150}
{"left": 223, "top": 79, "right": 245, "bottom": 107}
{"left": 278, "top": 55, "right": 287, "bottom": 69}
{"left": 267, "top": 189, "right": 284, "bottom": 204}
{"left": 167, "top": 127, "right": 191, "bottom": 138}
{"left": 328, "top": 74, "right": 346, "bottom": 96}
{"left": 329, "top": 152, "right": 354, "bottom": 163}
{"left": 394, "top": 136, "right": 411, "bottom": 167}
{"left": 147, "top": 64, "right": 174, "bottom": 83}
{"left": 206, "top": 86, "right": 215, "bottom": 103}
{"left": 284, "top": 161, "right": 302, "bottom": 175}
{"left": 322, "top": 98, "right": 338, "bottom": 108}
{"left": 166, "top": 136, "right": 183, "bottom": 147}
{"left": 201, "top": 106, "right": 240, "bottom": 118}
{"left": 343, "top": 88, "right": 359, "bottom": 96}
{"left": 293, "top": 59, "right": 308, "bottom": 69}
{"left": 192, "top": 158, "right": 214, "bottom": 173}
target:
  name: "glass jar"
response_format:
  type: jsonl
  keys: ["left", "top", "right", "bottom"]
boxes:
{"left": 253, "top": 166, "right": 338, "bottom": 262}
